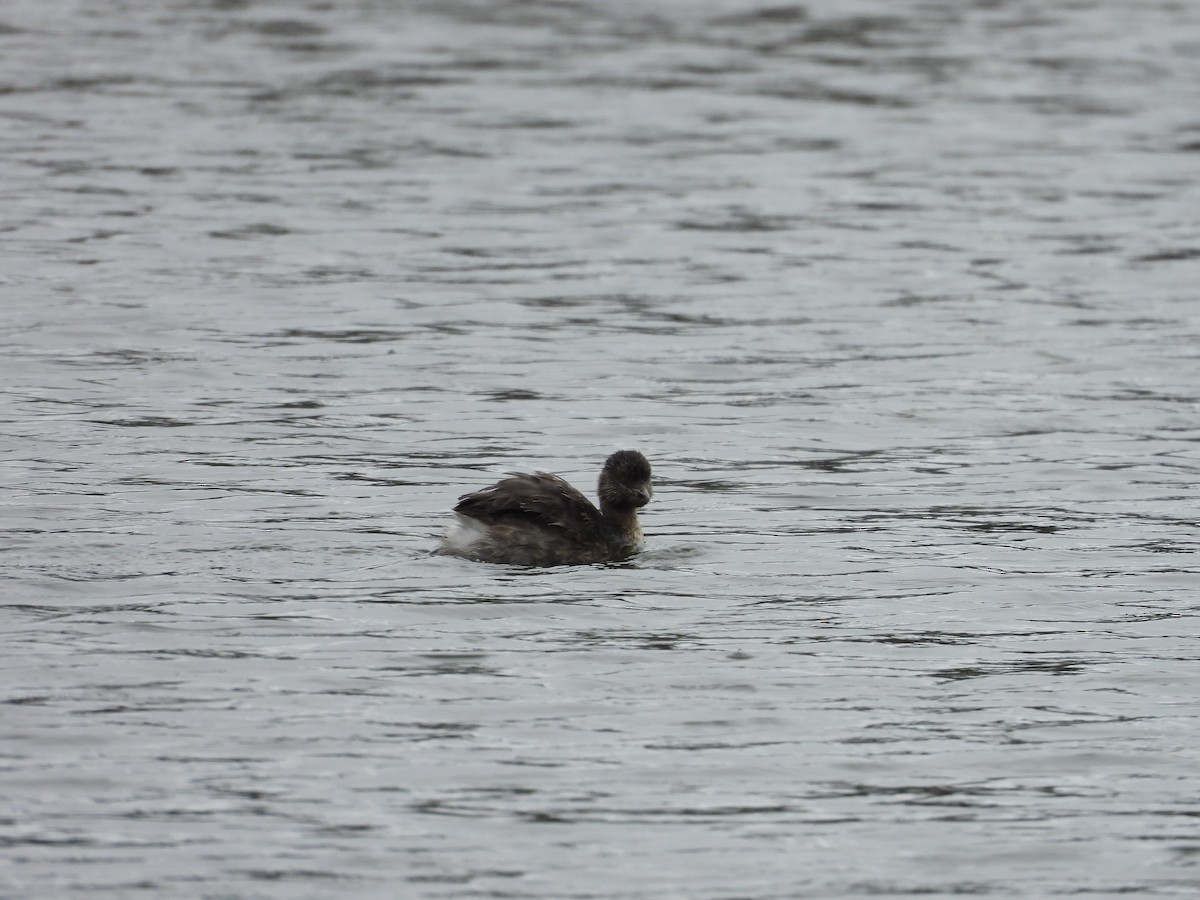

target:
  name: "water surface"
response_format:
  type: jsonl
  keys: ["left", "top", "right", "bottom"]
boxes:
{"left": 3, "top": 1, "right": 1199, "bottom": 896}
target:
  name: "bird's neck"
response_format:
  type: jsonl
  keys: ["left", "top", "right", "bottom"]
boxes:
{"left": 600, "top": 503, "right": 643, "bottom": 547}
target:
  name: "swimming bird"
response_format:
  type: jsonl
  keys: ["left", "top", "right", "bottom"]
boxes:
{"left": 437, "top": 450, "right": 653, "bottom": 566}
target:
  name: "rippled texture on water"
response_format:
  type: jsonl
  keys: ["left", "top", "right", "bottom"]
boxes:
{"left": 3, "top": 0, "right": 1199, "bottom": 896}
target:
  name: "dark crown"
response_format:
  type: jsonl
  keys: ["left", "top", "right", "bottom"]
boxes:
{"left": 604, "top": 450, "right": 651, "bottom": 484}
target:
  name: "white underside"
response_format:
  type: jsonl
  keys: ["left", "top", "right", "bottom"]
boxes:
{"left": 442, "top": 513, "right": 490, "bottom": 554}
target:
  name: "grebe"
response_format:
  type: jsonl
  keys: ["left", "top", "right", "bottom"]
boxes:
{"left": 437, "top": 450, "right": 653, "bottom": 566}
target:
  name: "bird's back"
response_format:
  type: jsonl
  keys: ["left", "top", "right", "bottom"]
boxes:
{"left": 440, "top": 472, "right": 613, "bottom": 566}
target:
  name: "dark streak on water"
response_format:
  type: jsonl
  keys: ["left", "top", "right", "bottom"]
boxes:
{"left": 3, "top": 0, "right": 1200, "bottom": 897}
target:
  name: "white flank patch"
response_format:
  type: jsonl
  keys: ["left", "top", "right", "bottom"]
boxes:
{"left": 442, "top": 513, "right": 490, "bottom": 553}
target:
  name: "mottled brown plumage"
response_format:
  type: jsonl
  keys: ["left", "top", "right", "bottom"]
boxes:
{"left": 437, "top": 450, "right": 653, "bottom": 566}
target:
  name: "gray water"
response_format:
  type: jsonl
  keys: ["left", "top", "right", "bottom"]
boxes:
{"left": 3, "top": 0, "right": 1199, "bottom": 897}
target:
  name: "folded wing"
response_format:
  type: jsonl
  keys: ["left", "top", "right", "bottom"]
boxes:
{"left": 454, "top": 472, "right": 601, "bottom": 543}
